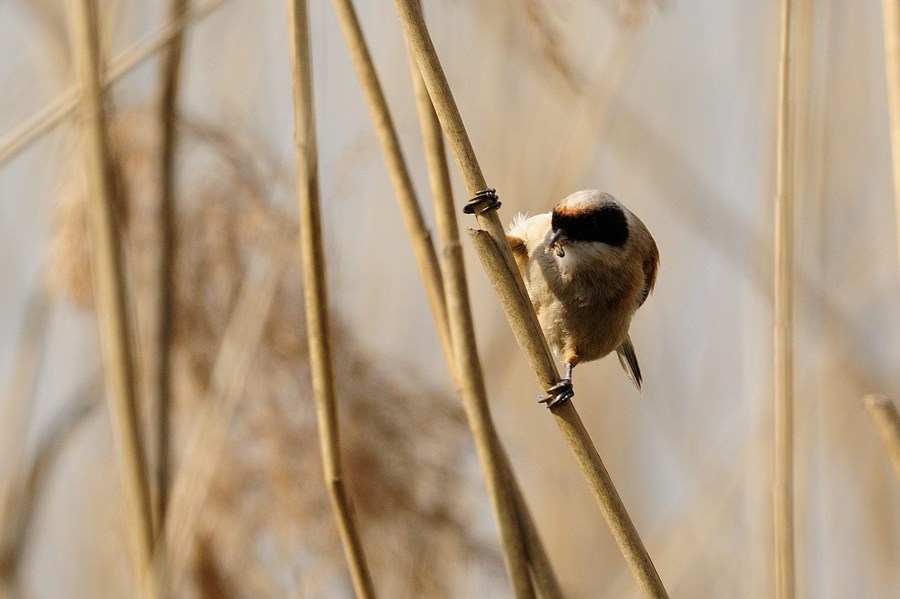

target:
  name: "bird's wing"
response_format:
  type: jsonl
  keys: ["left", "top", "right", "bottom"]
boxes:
{"left": 637, "top": 235, "right": 660, "bottom": 308}
{"left": 507, "top": 234, "right": 527, "bottom": 258}
{"left": 616, "top": 334, "right": 643, "bottom": 391}
{"left": 505, "top": 212, "right": 531, "bottom": 259}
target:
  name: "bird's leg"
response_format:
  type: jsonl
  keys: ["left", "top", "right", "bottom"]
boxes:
{"left": 538, "top": 363, "right": 575, "bottom": 407}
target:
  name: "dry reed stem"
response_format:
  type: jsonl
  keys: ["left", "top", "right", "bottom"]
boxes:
{"left": 0, "top": 0, "right": 228, "bottom": 167}
{"left": 154, "top": 0, "right": 190, "bottom": 537}
{"left": 882, "top": 0, "right": 900, "bottom": 276}
{"left": 67, "top": 0, "right": 155, "bottom": 587}
{"left": 393, "top": 1, "right": 667, "bottom": 596}
{"left": 328, "top": 1, "right": 533, "bottom": 595}
{"left": 0, "top": 289, "right": 50, "bottom": 502}
{"left": 0, "top": 380, "right": 100, "bottom": 590}
{"left": 864, "top": 395, "right": 900, "bottom": 482}
{"left": 0, "top": 290, "right": 53, "bottom": 590}
{"left": 163, "top": 233, "right": 293, "bottom": 596}
{"left": 407, "top": 28, "right": 563, "bottom": 599}
{"left": 773, "top": 1, "right": 796, "bottom": 598}
{"left": 328, "top": 0, "right": 453, "bottom": 375}
{"left": 286, "top": 0, "right": 377, "bottom": 596}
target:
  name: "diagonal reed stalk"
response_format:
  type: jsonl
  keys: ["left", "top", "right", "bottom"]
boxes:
{"left": 0, "top": 289, "right": 53, "bottom": 596}
{"left": 0, "top": 0, "right": 229, "bottom": 167}
{"left": 327, "top": 1, "right": 540, "bottom": 596}
{"left": 0, "top": 289, "right": 50, "bottom": 509}
{"left": 0, "top": 378, "right": 100, "bottom": 594}
{"left": 67, "top": 0, "right": 155, "bottom": 587}
{"left": 773, "top": 1, "right": 796, "bottom": 598}
{"left": 154, "top": 0, "right": 190, "bottom": 537}
{"left": 882, "top": 0, "right": 900, "bottom": 277}
{"left": 327, "top": 0, "right": 452, "bottom": 373}
{"left": 162, "top": 232, "right": 292, "bottom": 597}
{"left": 406, "top": 13, "right": 563, "bottom": 599}
{"left": 286, "top": 1, "right": 377, "bottom": 596}
{"left": 392, "top": 1, "right": 668, "bottom": 597}
{"left": 864, "top": 395, "right": 900, "bottom": 482}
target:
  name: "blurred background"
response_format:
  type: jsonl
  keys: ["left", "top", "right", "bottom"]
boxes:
{"left": 2, "top": 0, "right": 900, "bottom": 597}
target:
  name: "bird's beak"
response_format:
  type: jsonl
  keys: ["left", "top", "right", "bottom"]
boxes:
{"left": 547, "top": 229, "right": 568, "bottom": 257}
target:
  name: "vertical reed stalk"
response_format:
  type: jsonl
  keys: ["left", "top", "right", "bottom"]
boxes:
{"left": 882, "top": 0, "right": 900, "bottom": 274}
{"left": 155, "top": 0, "right": 189, "bottom": 536}
{"left": 864, "top": 395, "right": 900, "bottom": 482}
{"left": 67, "top": 0, "right": 155, "bottom": 586}
{"left": 407, "top": 27, "right": 563, "bottom": 599}
{"left": 328, "top": 1, "right": 532, "bottom": 595}
{"left": 392, "top": 1, "right": 667, "bottom": 596}
{"left": 773, "top": 1, "right": 796, "bottom": 598}
{"left": 286, "top": 1, "right": 377, "bottom": 596}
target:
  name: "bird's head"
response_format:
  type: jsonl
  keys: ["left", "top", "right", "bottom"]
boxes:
{"left": 547, "top": 190, "right": 629, "bottom": 258}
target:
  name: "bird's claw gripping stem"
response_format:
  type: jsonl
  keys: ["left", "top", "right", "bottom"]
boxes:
{"left": 538, "top": 378, "right": 574, "bottom": 408}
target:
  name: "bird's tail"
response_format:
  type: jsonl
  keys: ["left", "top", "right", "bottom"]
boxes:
{"left": 616, "top": 334, "right": 643, "bottom": 391}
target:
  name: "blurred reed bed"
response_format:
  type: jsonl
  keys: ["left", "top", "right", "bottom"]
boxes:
{"left": 4, "top": 0, "right": 900, "bottom": 598}
{"left": 37, "top": 104, "right": 502, "bottom": 597}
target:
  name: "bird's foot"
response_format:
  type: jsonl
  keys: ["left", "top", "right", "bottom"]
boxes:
{"left": 538, "top": 378, "right": 574, "bottom": 408}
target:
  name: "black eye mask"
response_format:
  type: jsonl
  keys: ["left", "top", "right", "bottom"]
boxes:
{"left": 551, "top": 204, "right": 629, "bottom": 248}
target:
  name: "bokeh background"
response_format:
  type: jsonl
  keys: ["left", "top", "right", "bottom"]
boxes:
{"left": 1, "top": 0, "right": 899, "bottom": 597}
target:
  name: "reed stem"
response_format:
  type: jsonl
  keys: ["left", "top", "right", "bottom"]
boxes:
{"left": 328, "top": 1, "right": 533, "bottom": 595}
{"left": 392, "top": 1, "right": 667, "bottom": 596}
{"left": 407, "top": 24, "right": 563, "bottom": 599}
{"left": 67, "top": 0, "right": 155, "bottom": 586}
{"left": 864, "top": 395, "right": 900, "bottom": 482}
{"left": 286, "top": 1, "right": 377, "bottom": 596}
{"left": 773, "top": 1, "right": 796, "bottom": 597}
{"left": 328, "top": 0, "right": 452, "bottom": 372}
{"left": 882, "top": 0, "right": 900, "bottom": 276}
{"left": 154, "top": 0, "right": 189, "bottom": 537}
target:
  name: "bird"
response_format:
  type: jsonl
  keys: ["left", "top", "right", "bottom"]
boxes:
{"left": 506, "top": 189, "right": 659, "bottom": 406}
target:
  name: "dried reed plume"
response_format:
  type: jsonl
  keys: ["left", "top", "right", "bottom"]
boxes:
{"left": 47, "top": 106, "right": 502, "bottom": 598}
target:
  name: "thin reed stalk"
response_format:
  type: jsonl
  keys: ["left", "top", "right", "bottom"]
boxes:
{"left": 0, "top": 290, "right": 53, "bottom": 593}
{"left": 0, "top": 0, "right": 229, "bottom": 167}
{"left": 67, "top": 0, "right": 155, "bottom": 586}
{"left": 0, "top": 289, "right": 50, "bottom": 500}
{"left": 882, "top": 0, "right": 900, "bottom": 275}
{"left": 163, "top": 233, "right": 292, "bottom": 596}
{"left": 154, "top": 0, "right": 190, "bottom": 536}
{"left": 0, "top": 380, "right": 100, "bottom": 592}
{"left": 392, "top": 1, "right": 667, "bottom": 597}
{"left": 286, "top": 1, "right": 377, "bottom": 597}
{"left": 773, "top": 1, "right": 796, "bottom": 598}
{"left": 864, "top": 395, "right": 900, "bottom": 482}
{"left": 328, "top": 0, "right": 452, "bottom": 372}
{"left": 328, "top": 1, "right": 533, "bottom": 596}
{"left": 407, "top": 27, "right": 563, "bottom": 599}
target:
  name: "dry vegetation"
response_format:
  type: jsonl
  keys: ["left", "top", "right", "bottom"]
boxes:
{"left": 53, "top": 105, "right": 501, "bottom": 597}
{"left": 2, "top": 0, "right": 900, "bottom": 598}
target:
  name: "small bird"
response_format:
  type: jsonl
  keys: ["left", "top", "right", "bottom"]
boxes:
{"left": 506, "top": 190, "right": 659, "bottom": 406}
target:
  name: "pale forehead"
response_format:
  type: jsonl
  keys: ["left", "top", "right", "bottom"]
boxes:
{"left": 557, "top": 189, "right": 617, "bottom": 211}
